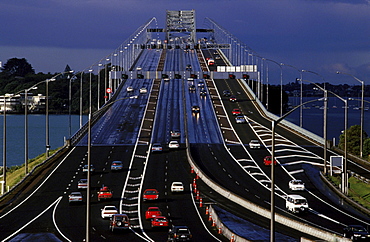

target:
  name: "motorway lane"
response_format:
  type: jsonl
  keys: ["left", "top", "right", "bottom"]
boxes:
{"left": 151, "top": 79, "right": 185, "bottom": 145}
{"left": 185, "top": 79, "right": 223, "bottom": 144}
{"left": 141, "top": 149, "right": 226, "bottom": 241}
{"left": 79, "top": 78, "right": 153, "bottom": 146}
{"left": 53, "top": 146, "right": 137, "bottom": 241}
{"left": 133, "top": 49, "right": 162, "bottom": 71}
{"left": 211, "top": 78, "right": 370, "bottom": 233}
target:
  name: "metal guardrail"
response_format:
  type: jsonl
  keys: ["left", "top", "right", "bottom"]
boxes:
{"left": 239, "top": 79, "right": 325, "bottom": 146}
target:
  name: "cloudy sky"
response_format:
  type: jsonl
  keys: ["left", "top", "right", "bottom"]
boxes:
{"left": 0, "top": 0, "right": 369, "bottom": 84}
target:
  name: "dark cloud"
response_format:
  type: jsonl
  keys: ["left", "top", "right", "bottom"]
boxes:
{"left": 0, "top": 0, "right": 369, "bottom": 83}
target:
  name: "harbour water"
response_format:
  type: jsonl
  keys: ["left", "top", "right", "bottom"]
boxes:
{"left": 0, "top": 97, "right": 369, "bottom": 168}
{"left": 0, "top": 114, "right": 87, "bottom": 167}
{"left": 286, "top": 97, "right": 370, "bottom": 145}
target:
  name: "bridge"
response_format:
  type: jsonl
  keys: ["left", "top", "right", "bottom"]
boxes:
{"left": 0, "top": 10, "right": 368, "bottom": 242}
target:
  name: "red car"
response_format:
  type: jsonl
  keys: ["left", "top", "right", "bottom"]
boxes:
{"left": 143, "top": 189, "right": 159, "bottom": 201}
{"left": 151, "top": 216, "right": 169, "bottom": 228}
{"left": 145, "top": 207, "right": 162, "bottom": 219}
{"left": 263, "top": 156, "right": 277, "bottom": 166}
{"left": 232, "top": 108, "right": 241, "bottom": 115}
{"left": 97, "top": 186, "right": 113, "bottom": 201}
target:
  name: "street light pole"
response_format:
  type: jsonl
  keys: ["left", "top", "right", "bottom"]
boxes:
{"left": 336, "top": 72, "right": 365, "bottom": 157}
{"left": 263, "top": 58, "right": 283, "bottom": 116}
{"left": 2, "top": 94, "right": 8, "bottom": 194}
{"left": 270, "top": 97, "right": 323, "bottom": 242}
{"left": 280, "top": 63, "right": 303, "bottom": 127}
{"left": 86, "top": 69, "right": 93, "bottom": 242}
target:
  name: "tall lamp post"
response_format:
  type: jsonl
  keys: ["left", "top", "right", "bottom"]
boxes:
{"left": 46, "top": 71, "right": 73, "bottom": 158}
{"left": 280, "top": 63, "right": 303, "bottom": 127}
{"left": 336, "top": 72, "right": 365, "bottom": 157}
{"left": 2, "top": 94, "right": 13, "bottom": 194}
{"left": 24, "top": 83, "right": 41, "bottom": 175}
{"left": 262, "top": 58, "right": 283, "bottom": 116}
{"left": 296, "top": 79, "right": 329, "bottom": 174}
{"left": 322, "top": 88, "right": 349, "bottom": 194}
{"left": 270, "top": 97, "right": 324, "bottom": 242}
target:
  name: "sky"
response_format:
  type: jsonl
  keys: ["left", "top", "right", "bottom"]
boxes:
{"left": 0, "top": 0, "right": 369, "bottom": 85}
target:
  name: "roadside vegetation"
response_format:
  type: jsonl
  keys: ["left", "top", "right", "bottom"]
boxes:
{"left": 328, "top": 175, "right": 370, "bottom": 211}
{"left": 0, "top": 148, "right": 59, "bottom": 193}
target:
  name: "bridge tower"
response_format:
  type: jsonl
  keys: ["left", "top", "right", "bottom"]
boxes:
{"left": 166, "top": 10, "right": 196, "bottom": 43}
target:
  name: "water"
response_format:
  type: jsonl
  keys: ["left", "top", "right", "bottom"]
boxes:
{"left": 0, "top": 114, "right": 87, "bottom": 167}
{"left": 287, "top": 97, "right": 370, "bottom": 145}
{"left": 1, "top": 97, "right": 369, "bottom": 167}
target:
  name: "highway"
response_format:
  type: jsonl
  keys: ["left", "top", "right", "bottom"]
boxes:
{"left": 1, "top": 44, "right": 370, "bottom": 242}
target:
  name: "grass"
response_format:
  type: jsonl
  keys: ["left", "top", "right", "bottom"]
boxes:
{"left": 328, "top": 175, "right": 370, "bottom": 211}
{"left": 1, "top": 148, "right": 59, "bottom": 192}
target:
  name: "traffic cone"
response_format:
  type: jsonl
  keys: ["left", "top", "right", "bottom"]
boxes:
{"left": 205, "top": 206, "right": 209, "bottom": 215}
{"left": 208, "top": 213, "right": 212, "bottom": 221}
{"left": 196, "top": 190, "right": 200, "bottom": 200}
{"left": 230, "top": 234, "right": 235, "bottom": 242}
{"left": 199, "top": 197, "right": 203, "bottom": 207}
{"left": 191, "top": 166, "right": 194, "bottom": 173}
{"left": 192, "top": 178, "right": 196, "bottom": 187}
{"left": 212, "top": 219, "right": 216, "bottom": 227}
{"left": 218, "top": 227, "right": 222, "bottom": 234}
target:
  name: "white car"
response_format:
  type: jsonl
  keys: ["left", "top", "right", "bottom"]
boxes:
{"left": 139, "top": 87, "right": 147, "bottom": 94}
{"left": 77, "top": 179, "right": 88, "bottom": 189}
{"left": 170, "top": 130, "right": 181, "bottom": 138}
{"left": 127, "top": 86, "right": 134, "bottom": 92}
{"left": 235, "top": 116, "right": 246, "bottom": 124}
{"left": 286, "top": 194, "right": 309, "bottom": 213}
{"left": 136, "top": 66, "right": 142, "bottom": 71}
{"left": 69, "top": 192, "right": 83, "bottom": 204}
{"left": 151, "top": 143, "right": 163, "bottom": 152}
{"left": 168, "top": 140, "right": 179, "bottom": 149}
{"left": 101, "top": 205, "right": 118, "bottom": 219}
{"left": 171, "top": 182, "right": 184, "bottom": 192}
{"left": 289, "top": 179, "right": 305, "bottom": 191}
{"left": 249, "top": 140, "right": 261, "bottom": 149}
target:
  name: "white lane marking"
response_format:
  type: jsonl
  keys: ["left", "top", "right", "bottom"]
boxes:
{"left": 2, "top": 196, "right": 63, "bottom": 242}
{"left": 52, "top": 196, "right": 72, "bottom": 242}
{"left": 0, "top": 147, "right": 76, "bottom": 220}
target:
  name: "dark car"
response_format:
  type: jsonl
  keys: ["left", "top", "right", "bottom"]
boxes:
{"left": 222, "top": 90, "right": 231, "bottom": 97}
{"left": 109, "top": 214, "right": 130, "bottom": 232}
{"left": 199, "top": 88, "right": 206, "bottom": 96}
{"left": 229, "top": 96, "right": 237, "bottom": 102}
{"left": 191, "top": 106, "right": 200, "bottom": 113}
{"left": 343, "top": 225, "right": 370, "bottom": 241}
{"left": 168, "top": 225, "right": 192, "bottom": 241}
{"left": 188, "top": 85, "right": 196, "bottom": 92}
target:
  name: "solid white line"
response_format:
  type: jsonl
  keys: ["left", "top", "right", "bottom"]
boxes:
{"left": 0, "top": 147, "right": 76, "bottom": 220}
{"left": 2, "top": 196, "right": 63, "bottom": 242}
{"left": 189, "top": 184, "right": 222, "bottom": 242}
{"left": 53, "top": 196, "right": 71, "bottom": 242}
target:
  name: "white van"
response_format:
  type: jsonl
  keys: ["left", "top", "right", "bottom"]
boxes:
{"left": 286, "top": 195, "right": 309, "bottom": 213}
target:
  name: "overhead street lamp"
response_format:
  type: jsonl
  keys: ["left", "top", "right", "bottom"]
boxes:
{"left": 46, "top": 71, "right": 73, "bottom": 158}
{"left": 85, "top": 69, "right": 137, "bottom": 241}
{"left": 336, "top": 72, "right": 365, "bottom": 157}
{"left": 262, "top": 58, "right": 283, "bottom": 116}
{"left": 24, "top": 81, "right": 44, "bottom": 175}
{"left": 280, "top": 63, "right": 304, "bottom": 127}
{"left": 296, "top": 79, "right": 329, "bottom": 174}
{"left": 269, "top": 97, "right": 324, "bottom": 242}
{"left": 2, "top": 93, "right": 14, "bottom": 194}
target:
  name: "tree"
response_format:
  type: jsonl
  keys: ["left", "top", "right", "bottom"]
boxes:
{"left": 363, "top": 138, "right": 370, "bottom": 160}
{"left": 1, "top": 58, "right": 35, "bottom": 77}
{"left": 338, "top": 125, "right": 368, "bottom": 156}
